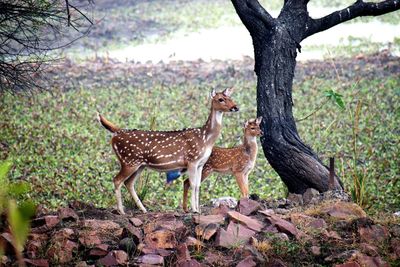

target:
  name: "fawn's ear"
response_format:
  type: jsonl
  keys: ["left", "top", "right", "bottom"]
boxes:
{"left": 222, "top": 87, "right": 234, "bottom": 97}
{"left": 210, "top": 89, "right": 217, "bottom": 98}
{"left": 244, "top": 120, "right": 249, "bottom": 128}
{"left": 256, "top": 116, "right": 263, "bottom": 124}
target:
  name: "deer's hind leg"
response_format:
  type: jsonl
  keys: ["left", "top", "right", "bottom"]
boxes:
{"left": 124, "top": 166, "right": 147, "bottom": 213}
{"left": 113, "top": 165, "right": 140, "bottom": 215}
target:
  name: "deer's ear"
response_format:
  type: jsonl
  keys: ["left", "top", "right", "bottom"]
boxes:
{"left": 256, "top": 116, "right": 263, "bottom": 124}
{"left": 210, "top": 89, "right": 216, "bottom": 98}
{"left": 244, "top": 120, "right": 249, "bottom": 128}
{"left": 222, "top": 87, "right": 233, "bottom": 97}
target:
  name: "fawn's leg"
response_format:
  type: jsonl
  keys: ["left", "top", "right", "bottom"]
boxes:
{"left": 124, "top": 166, "right": 147, "bottom": 213}
{"left": 113, "top": 165, "right": 138, "bottom": 215}
{"left": 234, "top": 172, "right": 248, "bottom": 198}
{"left": 182, "top": 166, "right": 212, "bottom": 212}
{"left": 187, "top": 164, "right": 199, "bottom": 213}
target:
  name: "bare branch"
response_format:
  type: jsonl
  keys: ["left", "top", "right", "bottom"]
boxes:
{"left": 305, "top": 0, "right": 400, "bottom": 37}
{"left": 231, "top": 0, "right": 275, "bottom": 34}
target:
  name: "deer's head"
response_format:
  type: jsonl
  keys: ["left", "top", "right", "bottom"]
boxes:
{"left": 244, "top": 117, "right": 263, "bottom": 137}
{"left": 210, "top": 88, "right": 239, "bottom": 112}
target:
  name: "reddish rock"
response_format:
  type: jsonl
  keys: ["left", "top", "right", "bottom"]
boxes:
{"left": 193, "top": 214, "right": 225, "bottom": 225}
{"left": 215, "top": 221, "right": 256, "bottom": 248}
{"left": 0, "top": 232, "right": 15, "bottom": 254}
{"left": 391, "top": 239, "right": 400, "bottom": 257}
{"left": 31, "top": 215, "right": 60, "bottom": 233}
{"left": 334, "top": 262, "right": 360, "bottom": 267}
{"left": 122, "top": 224, "right": 143, "bottom": 243}
{"left": 25, "top": 233, "right": 48, "bottom": 258}
{"left": 135, "top": 254, "right": 164, "bottom": 265}
{"left": 46, "top": 239, "right": 78, "bottom": 264}
{"left": 24, "top": 258, "right": 49, "bottom": 267}
{"left": 144, "top": 229, "right": 176, "bottom": 249}
{"left": 268, "top": 258, "right": 288, "bottom": 267}
{"left": 78, "top": 230, "right": 102, "bottom": 246}
{"left": 113, "top": 250, "right": 128, "bottom": 265}
{"left": 129, "top": 217, "right": 143, "bottom": 227}
{"left": 290, "top": 213, "right": 327, "bottom": 230}
{"left": 356, "top": 253, "right": 389, "bottom": 267}
{"left": 140, "top": 246, "right": 173, "bottom": 257}
{"left": 97, "top": 253, "right": 118, "bottom": 266}
{"left": 176, "top": 243, "right": 191, "bottom": 265}
{"left": 195, "top": 223, "right": 219, "bottom": 240}
{"left": 227, "top": 211, "right": 264, "bottom": 232}
{"left": 58, "top": 207, "right": 79, "bottom": 221}
{"left": 185, "top": 236, "right": 205, "bottom": 248}
{"left": 211, "top": 204, "right": 231, "bottom": 216}
{"left": 237, "top": 256, "right": 257, "bottom": 267}
{"left": 82, "top": 219, "right": 123, "bottom": 238}
{"left": 359, "top": 225, "right": 389, "bottom": 244}
{"left": 89, "top": 244, "right": 109, "bottom": 257}
{"left": 53, "top": 228, "right": 74, "bottom": 240}
{"left": 308, "top": 218, "right": 327, "bottom": 229}
{"left": 264, "top": 215, "right": 299, "bottom": 237}
{"left": 359, "top": 243, "right": 379, "bottom": 256}
{"left": 258, "top": 209, "right": 275, "bottom": 216}
{"left": 237, "top": 198, "right": 261, "bottom": 216}
{"left": 321, "top": 202, "right": 366, "bottom": 220}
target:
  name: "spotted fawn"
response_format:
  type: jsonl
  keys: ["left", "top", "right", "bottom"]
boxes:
{"left": 181, "top": 117, "right": 263, "bottom": 212}
{"left": 98, "top": 88, "right": 238, "bottom": 214}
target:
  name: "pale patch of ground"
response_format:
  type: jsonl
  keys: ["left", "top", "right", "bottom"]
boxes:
{"left": 106, "top": 21, "right": 398, "bottom": 63}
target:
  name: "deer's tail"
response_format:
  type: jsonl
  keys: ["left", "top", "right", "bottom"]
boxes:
{"left": 97, "top": 112, "right": 120, "bottom": 133}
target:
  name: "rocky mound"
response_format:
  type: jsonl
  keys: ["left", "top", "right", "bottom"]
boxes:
{"left": 1, "top": 190, "right": 399, "bottom": 266}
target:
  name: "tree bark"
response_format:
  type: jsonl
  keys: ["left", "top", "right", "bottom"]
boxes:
{"left": 231, "top": 0, "right": 399, "bottom": 194}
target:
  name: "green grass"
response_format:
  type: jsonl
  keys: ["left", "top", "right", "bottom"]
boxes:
{"left": 0, "top": 65, "right": 398, "bottom": 213}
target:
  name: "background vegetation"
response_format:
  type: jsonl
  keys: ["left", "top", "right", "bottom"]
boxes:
{"left": 0, "top": 0, "right": 398, "bottom": 214}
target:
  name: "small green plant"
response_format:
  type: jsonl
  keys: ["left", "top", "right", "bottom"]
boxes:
{"left": 0, "top": 160, "right": 36, "bottom": 266}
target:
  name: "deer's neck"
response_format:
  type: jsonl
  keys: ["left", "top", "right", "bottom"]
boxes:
{"left": 203, "top": 108, "right": 223, "bottom": 145}
{"left": 243, "top": 135, "right": 258, "bottom": 160}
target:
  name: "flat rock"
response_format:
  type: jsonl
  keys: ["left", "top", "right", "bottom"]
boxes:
{"left": 193, "top": 214, "right": 225, "bottom": 225}
{"left": 89, "top": 244, "right": 109, "bottom": 257}
{"left": 144, "top": 229, "right": 177, "bottom": 249}
{"left": 237, "top": 198, "right": 261, "bottom": 216}
{"left": 177, "top": 259, "right": 202, "bottom": 267}
{"left": 211, "top": 204, "right": 231, "bottom": 216}
{"left": 354, "top": 253, "right": 389, "bottom": 267}
{"left": 26, "top": 233, "right": 48, "bottom": 258}
{"left": 135, "top": 254, "right": 164, "bottom": 265}
{"left": 323, "top": 230, "right": 342, "bottom": 240}
{"left": 264, "top": 214, "right": 298, "bottom": 237}
{"left": 359, "top": 243, "right": 379, "bottom": 256}
{"left": 358, "top": 225, "right": 388, "bottom": 244}
{"left": 227, "top": 211, "right": 264, "bottom": 232}
{"left": 23, "top": 259, "right": 49, "bottom": 267}
{"left": 321, "top": 202, "right": 366, "bottom": 220}
{"left": 78, "top": 230, "right": 102, "bottom": 247}
{"left": 195, "top": 223, "right": 219, "bottom": 240}
{"left": 215, "top": 221, "right": 256, "bottom": 248}
{"left": 237, "top": 256, "right": 257, "bottom": 267}
{"left": 140, "top": 246, "right": 173, "bottom": 257}
{"left": 46, "top": 239, "right": 78, "bottom": 264}
{"left": 258, "top": 209, "right": 275, "bottom": 216}
{"left": 97, "top": 250, "right": 128, "bottom": 266}
{"left": 58, "top": 207, "right": 79, "bottom": 221}
{"left": 122, "top": 224, "right": 143, "bottom": 243}
{"left": 129, "top": 217, "right": 143, "bottom": 227}
{"left": 176, "top": 243, "right": 191, "bottom": 265}
{"left": 82, "top": 219, "right": 123, "bottom": 237}
{"left": 143, "top": 217, "right": 186, "bottom": 234}
{"left": 31, "top": 215, "right": 60, "bottom": 233}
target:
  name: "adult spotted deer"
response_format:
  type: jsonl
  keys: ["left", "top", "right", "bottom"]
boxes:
{"left": 181, "top": 117, "right": 263, "bottom": 212}
{"left": 98, "top": 88, "right": 238, "bottom": 214}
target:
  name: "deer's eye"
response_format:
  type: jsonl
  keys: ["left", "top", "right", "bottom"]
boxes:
{"left": 218, "top": 98, "right": 224, "bottom": 102}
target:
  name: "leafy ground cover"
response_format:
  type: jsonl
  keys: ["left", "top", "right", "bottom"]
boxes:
{"left": 0, "top": 52, "right": 398, "bottom": 214}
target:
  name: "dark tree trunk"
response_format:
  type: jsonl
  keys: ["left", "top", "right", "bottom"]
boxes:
{"left": 231, "top": 0, "right": 399, "bottom": 194}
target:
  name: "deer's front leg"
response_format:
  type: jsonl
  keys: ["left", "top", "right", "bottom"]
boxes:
{"left": 187, "top": 164, "right": 199, "bottom": 213}
{"left": 234, "top": 172, "right": 248, "bottom": 198}
{"left": 195, "top": 164, "right": 204, "bottom": 212}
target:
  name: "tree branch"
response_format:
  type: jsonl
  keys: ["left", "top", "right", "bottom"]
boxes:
{"left": 305, "top": 0, "right": 400, "bottom": 37}
{"left": 231, "top": 0, "right": 275, "bottom": 33}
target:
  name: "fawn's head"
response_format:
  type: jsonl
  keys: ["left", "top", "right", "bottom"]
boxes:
{"left": 244, "top": 117, "right": 263, "bottom": 137}
{"left": 210, "top": 88, "right": 239, "bottom": 112}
